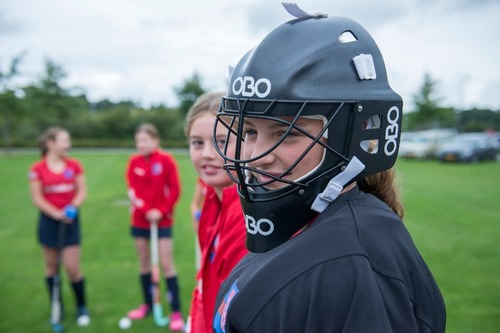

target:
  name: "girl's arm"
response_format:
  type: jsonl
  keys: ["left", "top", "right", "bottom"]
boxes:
{"left": 29, "top": 180, "right": 65, "bottom": 220}
{"left": 190, "top": 180, "right": 204, "bottom": 231}
{"left": 71, "top": 174, "right": 87, "bottom": 207}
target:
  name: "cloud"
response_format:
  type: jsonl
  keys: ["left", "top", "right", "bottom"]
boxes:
{"left": 0, "top": 10, "right": 27, "bottom": 35}
{"left": 1, "top": 0, "right": 499, "bottom": 110}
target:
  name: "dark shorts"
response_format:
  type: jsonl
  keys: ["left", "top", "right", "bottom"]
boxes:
{"left": 38, "top": 213, "right": 81, "bottom": 248}
{"left": 131, "top": 226, "right": 172, "bottom": 239}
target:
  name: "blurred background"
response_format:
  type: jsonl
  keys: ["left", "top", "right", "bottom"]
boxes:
{"left": 1, "top": 2, "right": 499, "bottom": 332}
{"left": 1, "top": 0, "right": 499, "bottom": 151}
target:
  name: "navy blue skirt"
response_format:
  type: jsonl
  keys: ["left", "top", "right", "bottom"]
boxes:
{"left": 38, "top": 213, "right": 81, "bottom": 248}
{"left": 131, "top": 226, "right": 172, "bottom": 239}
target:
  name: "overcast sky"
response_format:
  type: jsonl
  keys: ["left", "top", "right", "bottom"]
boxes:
{"left": 2, "top": 0, "right": 499, "bottom": 111}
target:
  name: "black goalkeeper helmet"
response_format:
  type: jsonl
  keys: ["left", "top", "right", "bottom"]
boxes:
{"left": 214, "top": 5, "right": 403, "bottom": 253}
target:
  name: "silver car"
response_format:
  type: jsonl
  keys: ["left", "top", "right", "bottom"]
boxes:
{"left": 436, "top": 133, "right": 499, "bottom": 162}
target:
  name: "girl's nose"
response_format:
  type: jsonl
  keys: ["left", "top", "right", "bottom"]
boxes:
{"left": 201, "top": 140, "right": 217, "bottom": 159}
{"left": 247, "top": 137, "right": 276, "bottom": 168}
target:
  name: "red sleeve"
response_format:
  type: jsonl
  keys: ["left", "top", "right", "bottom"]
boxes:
{"left": 198, "top": 187, "right": 219, "bottom": 253}
{"left": 159, "top": 153, "right": 181, "bottom": 217}
{"left": 202, "top": 190, "right": 248, "bottom": 330}
{"left": 69, "top": 159, "right": 84, "bottom": 175}
{"left": 29, "top": 162, "right": 42, "bottom": 182}
{"left": 125, "top": 156, "right": 134, "bottom": 189}
{"left": 217, "top": 204, "right": 248, "bottom": 279}
{"left": 126, "top": 155, "right": 151, "bottom": 217}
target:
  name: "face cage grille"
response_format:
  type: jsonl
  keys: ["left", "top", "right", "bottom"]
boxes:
{"left": 213, "top": 97, "right": 353, "bottom": 202}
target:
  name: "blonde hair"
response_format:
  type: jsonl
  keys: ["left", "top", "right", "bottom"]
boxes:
{"left": 184, "top": 91, "right": 225, "bottom": 137}
{"left": 135, "top": 123, "right": 160, "bottom": 140}
{"left": 38, "top": 126, "right": 68, "bottom": 157}
{"left": 358, "top": 168, "right": 404, "bottom": 219}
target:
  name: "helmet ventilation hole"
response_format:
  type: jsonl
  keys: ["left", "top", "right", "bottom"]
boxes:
{"left": 361, "top": 139, "right": 379, "bottom": 154}
{"left": 339, "top": 31, "right": 357, "bottom": 43}
{"left": 360, "top": 114, "right": 382, "bottom": 154}
{"left": 362, "top": 115, "right": 381, "bottom": 129}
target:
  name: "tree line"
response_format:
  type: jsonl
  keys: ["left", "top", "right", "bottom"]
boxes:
{"left": 1, "top": 56, "right": 206, "bottom": 150}
{"left": 1, "top": 56, "right": 499, "bottom": 151}
{"left": 403, "top": 73, "right": 500, "bottom": 133}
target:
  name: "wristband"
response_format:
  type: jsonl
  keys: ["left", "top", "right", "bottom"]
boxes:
{"left": 64, "top": 205, "right": 78, "bottom": 219}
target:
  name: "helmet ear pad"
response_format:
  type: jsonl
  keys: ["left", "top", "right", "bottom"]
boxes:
{"left": 342, "top": 101, "right": 403, "bottom": 181}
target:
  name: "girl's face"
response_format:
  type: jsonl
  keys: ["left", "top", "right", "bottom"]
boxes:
{"left": 189, "top": 113, "right": 234, "bottom": 191}
{"left": 48, "top": 131, "right": 71, "bottom": 158}
{"left": 242, "top": 116, "right": 325, "bottom": 191}
{"left": 135, "top": 131, "right": 159, "bottom": 156}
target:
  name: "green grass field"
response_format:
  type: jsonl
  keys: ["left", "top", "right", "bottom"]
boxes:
{"left": 0, "top": 151, "right": 499, "bottom": 332}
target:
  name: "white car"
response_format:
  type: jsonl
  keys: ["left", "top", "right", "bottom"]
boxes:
{"left": 399, "top": 129, "right": 456, "bottom": 159}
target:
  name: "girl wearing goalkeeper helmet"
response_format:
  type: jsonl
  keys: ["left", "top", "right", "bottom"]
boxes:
{"left": 212, "top": 4, "right": 445, "bottom": 333}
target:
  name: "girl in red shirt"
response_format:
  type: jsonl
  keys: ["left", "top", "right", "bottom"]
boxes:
{"left": 184, "top": 92, "right": 248, "bottom": 333}
{"left": 125, "top": 123, "right": 184, "bottom": 331}
{"left": 191, "top": 177, "right": 207, "bottom": 270}
{"left": 28, "top": 126, "right": 90, "bottom": 327}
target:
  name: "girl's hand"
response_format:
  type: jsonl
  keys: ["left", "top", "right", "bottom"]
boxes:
{"left": 55, "top": 210, "right": 72, "bottom": 224}
{"left": 61, "top": 205, "right": 78, "bottom": 224}
{"left": 146, "top": 209, "right": 162, "bottom": 224}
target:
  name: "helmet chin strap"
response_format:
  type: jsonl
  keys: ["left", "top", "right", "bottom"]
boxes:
{"left": 311, "top": 156, "right": 365, "bottom": 213}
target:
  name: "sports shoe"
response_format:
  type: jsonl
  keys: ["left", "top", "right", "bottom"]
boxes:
{"left": 169, "top": 311, "right": 185, "bottom": 331}
{"left": 76, "top": 306, "right": 91, "bottom": 327}
{"left": 127, "top": 304, "right": 150, "bottom": 320}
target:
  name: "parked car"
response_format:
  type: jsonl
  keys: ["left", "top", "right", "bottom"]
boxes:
{"left": 399, "top": 129, "right": 456, "bottom": 159}
{"left": 436, "top": 133, "right": 499, "bottom": 162}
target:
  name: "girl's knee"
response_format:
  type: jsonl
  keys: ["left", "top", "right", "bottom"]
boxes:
{"left": 66, "top": 266, "right": 82, "bottom": 282}
{"left": 45, "top": 266, "right": 58, "bottom": 277}
{"left": 66, "top": 262, "right": 82, "bottom": 282}
{"left": 162, "top": 264, "right": 177, "bottom": 277}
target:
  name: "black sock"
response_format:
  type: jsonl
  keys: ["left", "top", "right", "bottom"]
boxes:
{"left": 46, "top": 276, "right": 55, "bottom": 301}
{"left": 166, "top": 276, "right": 181, "bottom": 312}
{"left": 46, "top": 276, "right": 64, "bottom": 314}
{"left": 140, "top": 273, "right": 153, "bottom": 307}
{"left": 71, "top": 278, "right": 86, "bottom": 309}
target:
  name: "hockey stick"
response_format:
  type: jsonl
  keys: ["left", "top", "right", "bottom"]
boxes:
{"left": 50, "top": 222, "right": 66, "bottom": 333}
{"left": 150, "top": 221, "right": 169, "bottom": 327}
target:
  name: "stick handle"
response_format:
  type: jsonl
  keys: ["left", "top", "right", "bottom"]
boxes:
{"left": 150, "top": 221, "right": 159, "bottom": 265}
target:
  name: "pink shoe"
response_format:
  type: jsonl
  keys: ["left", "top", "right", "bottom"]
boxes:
{"left": 127, "top": 304, "right": 150, "bottom": 320}
{"left": 169, "top": 311, "right": 185, "bottom": 331}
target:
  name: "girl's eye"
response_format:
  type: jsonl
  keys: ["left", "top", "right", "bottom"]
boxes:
{"left": 215, "top": 139, "right": 227, "bottom": 148}
{"left": 277, "top": 130, "right": 288, "bottom": 138}
{"left": 279, "top": 129, "right": 300, "bottom": 139}
{"left": 243, "top": 128, "right": 257, "bottom": 140}
{"left": 190, "top": 140, "right": 203, "bottom": 149}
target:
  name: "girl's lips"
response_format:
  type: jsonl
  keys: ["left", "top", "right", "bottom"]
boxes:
{"left": 258, "top": 174, "right": 276, "bottom": 183}
{"left": 202, "top": 164, "right": 222, "bottom": 175}
{"left": 255, "top": 171, "right": 291, "bottom": 184}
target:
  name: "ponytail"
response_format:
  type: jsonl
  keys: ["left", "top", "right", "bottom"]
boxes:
{"left": 38, "top": 126, "right": 67, "bottom": 157}
{"left": 358, "top": 168, "right": 404, "bottom": 219}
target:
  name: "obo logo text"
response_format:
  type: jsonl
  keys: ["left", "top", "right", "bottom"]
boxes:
{"left": 232, "top": 76, "right": 271, "bottom": 98}
{"left": 245, "top": 215, "right": 274, "bottom": 236}
{"left": 384, "top": 106, "right": 400, "bottom": 156}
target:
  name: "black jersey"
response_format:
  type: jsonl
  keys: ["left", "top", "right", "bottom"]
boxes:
{"left": 213, "top": 186, "right": 446, "bottom": 333}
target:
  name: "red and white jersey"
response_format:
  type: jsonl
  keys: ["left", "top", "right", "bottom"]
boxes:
{"left": 126, "top": 150, "right": 181, "bottom": 229}
{"left": 188, "top": 185, "right": 248, "bottom": 333}
{"left": 29, "top": 158, "right": 83, "bottom": 209}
